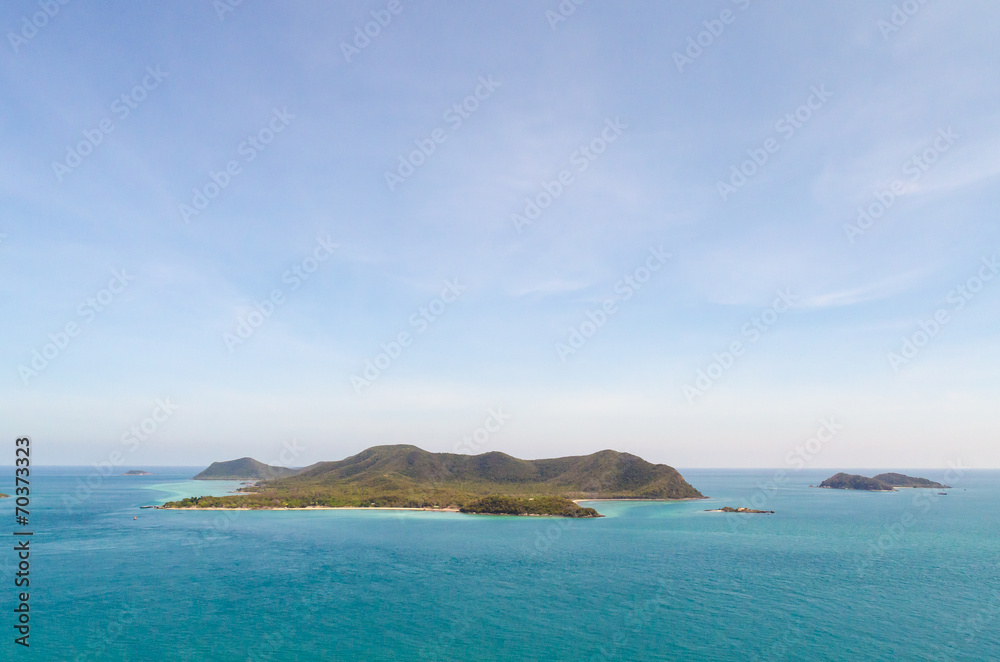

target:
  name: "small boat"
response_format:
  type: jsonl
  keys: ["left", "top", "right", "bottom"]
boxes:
{"left": 133, "top": 516, "right": 138, "bottom": 520}
{"left": 937, "top": 492, "right": 947, "bottom": 495}
{"left": 139, "top": 505, "right": 155, "bottom": 509}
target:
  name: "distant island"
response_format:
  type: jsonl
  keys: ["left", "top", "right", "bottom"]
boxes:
{"left": 161, "top": 445, "right": 705, "bottom": 516}
{"left": 123, "top": 470, "right": 153, "bottom": 476}
{"left": 193, "top": 457, "right": 298, "bottom": 481}
{"left": 818, "top": 472, "right": 949, "bottom": 491}
{"left": 819, "top": 473, "right": 896, "bottom": 491}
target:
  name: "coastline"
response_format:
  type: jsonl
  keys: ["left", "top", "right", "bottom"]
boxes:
{"left": 572, "top": 497, "right": 707, "bottom": 503}
{"left": 157, "top": 505, "right": 461, "bottom": 512}
{"left": 156, "top": 494, "right": 705, "bottom": 516}
{"left": 154, "top": 505, "right": 602, "bottom": 518}
{"left": 155, "top": 505, "right": 606, "bottom": 518}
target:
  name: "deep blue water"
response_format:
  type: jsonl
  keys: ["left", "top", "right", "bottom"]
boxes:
{"left": 0, "top": 466, "right": 997, "bottom": 661}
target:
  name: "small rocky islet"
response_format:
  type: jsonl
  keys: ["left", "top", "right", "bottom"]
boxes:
{"left": 706, "top": 506, "right": 774, "bottom": 514}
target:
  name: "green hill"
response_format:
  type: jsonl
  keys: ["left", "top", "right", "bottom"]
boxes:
{"left": 193, "top": 457, "right": 298, "bottom": 481}
{"left": 166, "top": 445, "right": 704, "bottom": 515}
{"left": 872, "top": 473, "right": 949, "bottom": 488}
{"left": 272, "top": 445, "right": 702, "bottom": 499}
{"left": 818, "top": 473, "right": 894, "bottom": 491}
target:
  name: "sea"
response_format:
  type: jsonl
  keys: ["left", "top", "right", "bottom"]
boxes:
{"left": 0, "top": 467, "right": 997, "bottom": 661}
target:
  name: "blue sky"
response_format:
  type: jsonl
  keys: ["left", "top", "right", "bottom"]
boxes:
{"left": 2, "top": 1, "right": 998, "bottom": 468}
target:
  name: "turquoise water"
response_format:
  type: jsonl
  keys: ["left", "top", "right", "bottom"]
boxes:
{"left": 0, "top": 467, "right": 997, "bottom": 661}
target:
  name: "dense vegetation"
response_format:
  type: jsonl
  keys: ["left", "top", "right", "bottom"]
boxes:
{"left": 819, "top": 472, "right": 949, "bottom": 491}
{"left": 818, "top": 473, "right": 895, "bottom": 491}
{"left": 163, "top": 493, "right": 454, "bottom": 510}
{"left": 163, "top": 445, "right": 704, "bottom": 516}
{"left": 193, "top": 457, "right": 298, "bottom": 480}
{"left": 459, "top": 496, "right": 601, "bottom": 517}
{"left": 872, "top": 473, "right": 949, "bottom": 488}
{"left": 263, "top": 445, "right": 702, "bottom": 498}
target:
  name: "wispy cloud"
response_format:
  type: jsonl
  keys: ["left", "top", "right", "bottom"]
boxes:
{"left": 800, "top": 270, "right": 927, "bottom": 309}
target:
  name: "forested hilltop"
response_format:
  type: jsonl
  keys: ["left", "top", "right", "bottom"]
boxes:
{"left": 872, "top": 473, "right": 950, "bottom": 488}
{"left": 163, "top": 445, "right": 704, "bottom": 516}
{"left": 818, "top": 472, "right": 949, "bottom": 491}
{"left": 193, "top": 457, "right": 298, "bottom": 480}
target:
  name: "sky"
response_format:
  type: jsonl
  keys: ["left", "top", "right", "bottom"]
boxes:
{"left": 2, "top": 1, "right": 998, "bottom": 469}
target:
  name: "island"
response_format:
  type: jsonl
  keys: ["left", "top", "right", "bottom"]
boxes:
{"left": 871, "top": 472, "right": 950, "bottom": 489}
{"left": 819, "top": 473, "right": 896, "bottom": 491}
{"left": 123, "top": 470, "right": 153, "bottom": 476}
{"left": 706, "top": 506, "right": 774, "bottom": 514}
{"left": 461, "top": 496, "right": 601, "bottom": 517}
{"left": 818, "top": 472, "right": 949, "bottom": 491}
{"left": 161, "top": 444, "right": 705, "bottom": 517}
{"left": 193, "top": 457, "right": 298, "bottom": 481}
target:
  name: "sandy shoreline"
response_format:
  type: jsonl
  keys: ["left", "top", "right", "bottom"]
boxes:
{"left": 156, "top": 497, "right": 706, "bottom": 513}
{"left": 157, "top": 505, "right": 461, "bottom": 512}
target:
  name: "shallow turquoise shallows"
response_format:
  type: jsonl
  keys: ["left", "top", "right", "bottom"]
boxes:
{"left": 1, "top": 467, "right": 997, "bottom": 661}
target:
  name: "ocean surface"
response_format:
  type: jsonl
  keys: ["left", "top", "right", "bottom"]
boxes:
{"left": 0, "top": 466, "right": 997, "bottom": 661}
